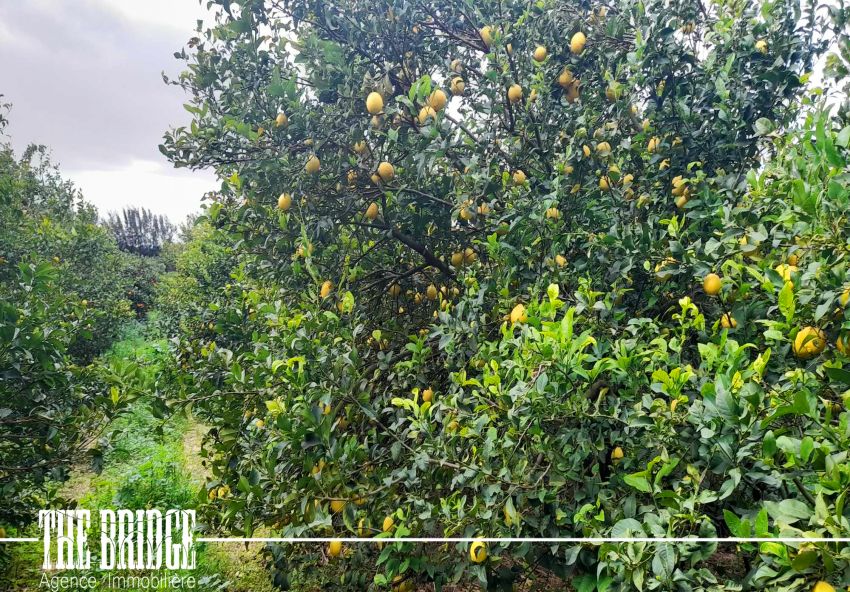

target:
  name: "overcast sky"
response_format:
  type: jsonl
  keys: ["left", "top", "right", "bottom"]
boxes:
{"left": 0, "top": 0, "right": 219, "bottom": 224}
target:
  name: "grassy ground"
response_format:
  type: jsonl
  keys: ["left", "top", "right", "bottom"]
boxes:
{"left": 2, "top": 323, "right": 273, "bottom": 591}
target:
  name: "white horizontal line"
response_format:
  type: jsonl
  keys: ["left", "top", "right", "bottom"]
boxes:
{"left": 195, "top": 537, "right": 850, "bottom": 544}
{"left": 4, "top": 537, "right": 846, "bottom": 544}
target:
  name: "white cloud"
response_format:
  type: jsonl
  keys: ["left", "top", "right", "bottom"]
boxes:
{"left": 95, "top": 0, "right": 217, "bottom": 33}
{"left": 0, "top": 0, "right": 220, "bottom": 223}
{"left": 68, "top": 160, "right": 217, "bottom": 224}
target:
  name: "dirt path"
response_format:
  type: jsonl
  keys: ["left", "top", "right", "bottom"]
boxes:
{"left": 181, "top": 415, "right": 275, "bottom": 592}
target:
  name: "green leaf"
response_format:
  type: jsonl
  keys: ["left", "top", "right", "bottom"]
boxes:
{"left": 623, "top": 472, "right": 652, "bottom": 493}
{"left": 723, "top": 510, "right": 742, "bottom": 536}
{"left": 763, "top": 499, "right": 811, "bottom": 524}
{"left": 837, "top": 125, "right": 850, "bottom": 147}
{"left": 778, "top": 281, "right": 795, "bottom": 322}
{"left": 754, "top": 508, "right": 769, "bottom": 537}
{"left": 651, "top": 544, "right": 676, "bottom": 579}
{"left": 799, "top": 436, "right": 814, "bottom": 464}
{"left": 825, "top": 366, "right": 850, "bottom": 386}
{"left": 791, "top": 549, "right": 818, "bottom": 571}
{"left": 610, "top": 518, "right": 645, "bottom": 538}
{"left": 572, "top": 575, "right": 596, "bottom": 592}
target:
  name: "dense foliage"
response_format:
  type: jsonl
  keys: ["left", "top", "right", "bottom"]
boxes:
{"left": 0, "top": 122, "right": 136, "bottom": 525}
{"left": 154, "top": 0, "right": 850, "bottom": 589}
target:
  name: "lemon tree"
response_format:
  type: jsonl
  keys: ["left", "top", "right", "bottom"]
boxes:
{"left": 0, "top": 117, "right": 138, "bottom": 527}
{"left": 159, "top": 0, "right": 850, "bottom": 589}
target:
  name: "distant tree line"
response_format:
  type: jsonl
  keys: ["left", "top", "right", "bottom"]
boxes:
{"left": 103, "top": 207, "right": 175, "bottom": 256}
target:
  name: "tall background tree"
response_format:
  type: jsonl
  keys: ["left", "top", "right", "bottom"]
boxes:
{"left": 104, "top": 206, "right": 175, "bottom": 257}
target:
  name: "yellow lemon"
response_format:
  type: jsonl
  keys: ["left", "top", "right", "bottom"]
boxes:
{"left": 545, "top": 207, "right": 560, "bottom": 220}
{"left": 839, "top": 287, "right": 849, "bottom": 307}
{"left": 480, "top": 26, "right": 493, "bottom": 47}
{"left": 450, "top": 59, "right": 463, "bottom": 73}
{"left": 277, "top": 192, "right": 292, "bottom": 211}
{"left": 331, "top": 500, "right": 346, "bottom": 513}
{"left": 720, "top": 313, "right": 737, "bottom": 329}
{"left": 422, "top": 388, "right": 433, "bottom": 402}
{"left": 570, "top": 31, "right": 586, "bottom": 54}
{"left": 365, "top": 202, "right": 379, "bottom": 220}
{"left": 599, "top": 176, "right": 611, "bottom": 190}
{"left": 509, "top": 303, "right": 527, "bottom": 324}
{"left": 533, "top": 45, "right": 547, "bottom": 61}
{"left": 450, "top": 77, "right": 465, "bottom": 96}
{"left": 366, "top": 92, "right": 384, "bottom": 115}
{"left": 320, "top": 280, "right": 333, "bottom": 299}
{"left": 353, "top": 140, "right": 367, "bottom": 154}
{"left": 558, "top": 69, "right": 574, "bottom": 89}
{"left": 328, "top": 539, "right": 342, "bottom": 558}
{"left": 812, "top": 582, "right": 834, "bottom": 592}
{"left": 382, "top": 516, "right": 395, "bottom": 532}
{"left": 469, "top": 540, "right": 488, "bottom": 563}
{"left": 836, "top": 334, "right": 848, "bottom": 355}
{"left": 378, "top": 161, "right": 395, "bottom": 181}
{"left": 793, "top": 326, "right": 826, "bottom": 359}
{"left": 507, "top": 84, "right": 523, "bottom": 103}
{"left": 703, "top": 273, "right": 721, "bottom": 296}
{"left": 755, "top": 39, "right": 768, "bottom": 54}
{"left": 555, "top": 254, "right": 567, "bottom": 267}
{"left": 611, "top": 446, "right": 624, "bottom": 462}
{"left": 428, "top": 89, "right": 448, "bottom": 111}
{"left": 647, "top": 137, "right": 660, "bottom": 153}
{"left": 418, "top": 105, "right": 437, "bottom": 124}
{"left": 388, "top": 283, "right": 401, "bottom": 297}
{"left": 512, "top": 169, "right": 526, "bottom": 185}
{"left": 305, "top": 155, "right": 320, "bottom": 174}
{"left": 426, "top": 284, "right": 438, "bottom": 300}
{"left": 275, "top": 112, "right": 288, "bottom": 127}
{"left": 775, "top": 263, "right": 798, "bottom": 282}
